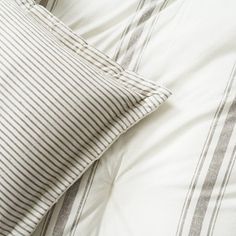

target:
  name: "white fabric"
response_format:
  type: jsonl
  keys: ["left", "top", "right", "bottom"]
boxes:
{"left": 33, "top": 0, "right": 236, "bottom": 235}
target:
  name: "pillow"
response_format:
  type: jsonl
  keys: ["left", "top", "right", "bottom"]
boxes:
{"left": 0, "top": 0, "right": 171, "bottom": 235}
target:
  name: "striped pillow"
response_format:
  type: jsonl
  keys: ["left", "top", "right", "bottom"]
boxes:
{"left": 0, "top": 0, "right": 170, "bottom": 235}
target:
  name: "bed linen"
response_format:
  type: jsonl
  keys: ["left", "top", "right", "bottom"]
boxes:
{"left": 0, "top": 0, "right": 171, "bottom": 235}
{"left": 33, "top": 0, "right": 236, "bottom": 235}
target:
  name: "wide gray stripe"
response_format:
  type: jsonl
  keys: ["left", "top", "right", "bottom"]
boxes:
{"left": 189, "top": 83, "right": 236, "bottom": 235}
{"left": 38, "top": 0, "right": 57, "bottom": 11}
{"left": 70, "top": 162, "right": 99, "bottom": 236}
{"left": 133, "top": 0, "right": 170, "bottom": 72}
{"left": 113, "top": 0, "right": 146, "bottom": 62}
{"left": 40, "top": 207, "right": 56, "bottom": 236}
{"left": 50, "top": 0, "right": 58, "bottom": 12}
{"left": 38, "top": 0, "right": 49, "bottom": 7}
{"left": 208, "top": 146, "right": 236, "bottom": 236}
{"left": 121, "top": 0, "right": 158, "bottom": 69}
{"left": 52, "top": 179, "right": 81, "bottom": 236}
{"left": 176, "top": 63, "right": 236, "bottom": 236}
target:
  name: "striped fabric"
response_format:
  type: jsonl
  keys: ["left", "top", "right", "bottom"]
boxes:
{"left": 0, "top": 0, "right": 171, "bottom": 235}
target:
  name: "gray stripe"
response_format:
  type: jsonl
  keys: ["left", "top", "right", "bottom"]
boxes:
{"left": 38, "top": 206, "right": 55, "bottom": 236}
{"left": 121, "top": 0, "right": 157, "bottom": 69}
{"left": 50, "top": 0, "right": 58, "bottom": 12}
{"left": 70, "top": 162, "right": 99, "bottom": 236}
{"left": 189, "top": 79, "right": 236, "bottom": 235}
{"left": 176, "top": 63, "right": 236, "bottom": 236}
{"left": 208, "top": 146, "right": 236, "bottom": 236}
{"left": 52, "top": 179, "right": 81, "bottom": 236}
{"left": 113, "top": 0, "right": 146, "bottom": 62}
{"left": 38, "top": 0, "right": 49, "bottom": 7}
{"left": 133, "top": 0, "right": 171, "bottom": 72}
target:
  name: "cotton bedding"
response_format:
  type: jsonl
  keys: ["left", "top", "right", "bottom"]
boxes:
{"left": 25, "top": 0, "right": 236, "bottom": 235}
{"left": 0, "top": 0, "right": 170, "bottom": 235}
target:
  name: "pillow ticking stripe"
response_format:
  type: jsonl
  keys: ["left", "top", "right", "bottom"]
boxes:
{"left": 0, "top": 0, "right": 171, "bottom": 235}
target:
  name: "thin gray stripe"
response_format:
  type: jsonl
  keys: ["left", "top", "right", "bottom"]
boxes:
{"left": 21, "top": 0, "right": 159, "bottom": 91}
{"left": 1, "top": 147, "right": 54, "bottom": 205}
{"left": 1, "top": 186, "right": 41, "bottom": 221}
{"left": 1, "top": 193, "right": 38, "bottom": 226}
{"left": 0, "top": 42, "right": 103, "bottom": 161}
{"left": 1, "top": 125, "right": 63, "bottom": 196}
{"left": 0, "top": 206, "right": 32, "bottom": 234}
{"left": 2, "top": 99, "right": 79, "bottom": 182}
{"left": 0, "top": 214, "right": 30, "bottom": 235}
{"left": 1, "top": 0, "right": 159, "bottom": 170}
{"left": 0, "top": 27, "right": 113, "bottom": 153}
{"left": 1, "top": 167, "right": 50, "bottom": 211}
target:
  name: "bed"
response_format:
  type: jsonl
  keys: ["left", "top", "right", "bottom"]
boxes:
{"left": 2, "top": 0, "right": 236, "bottom": 235}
